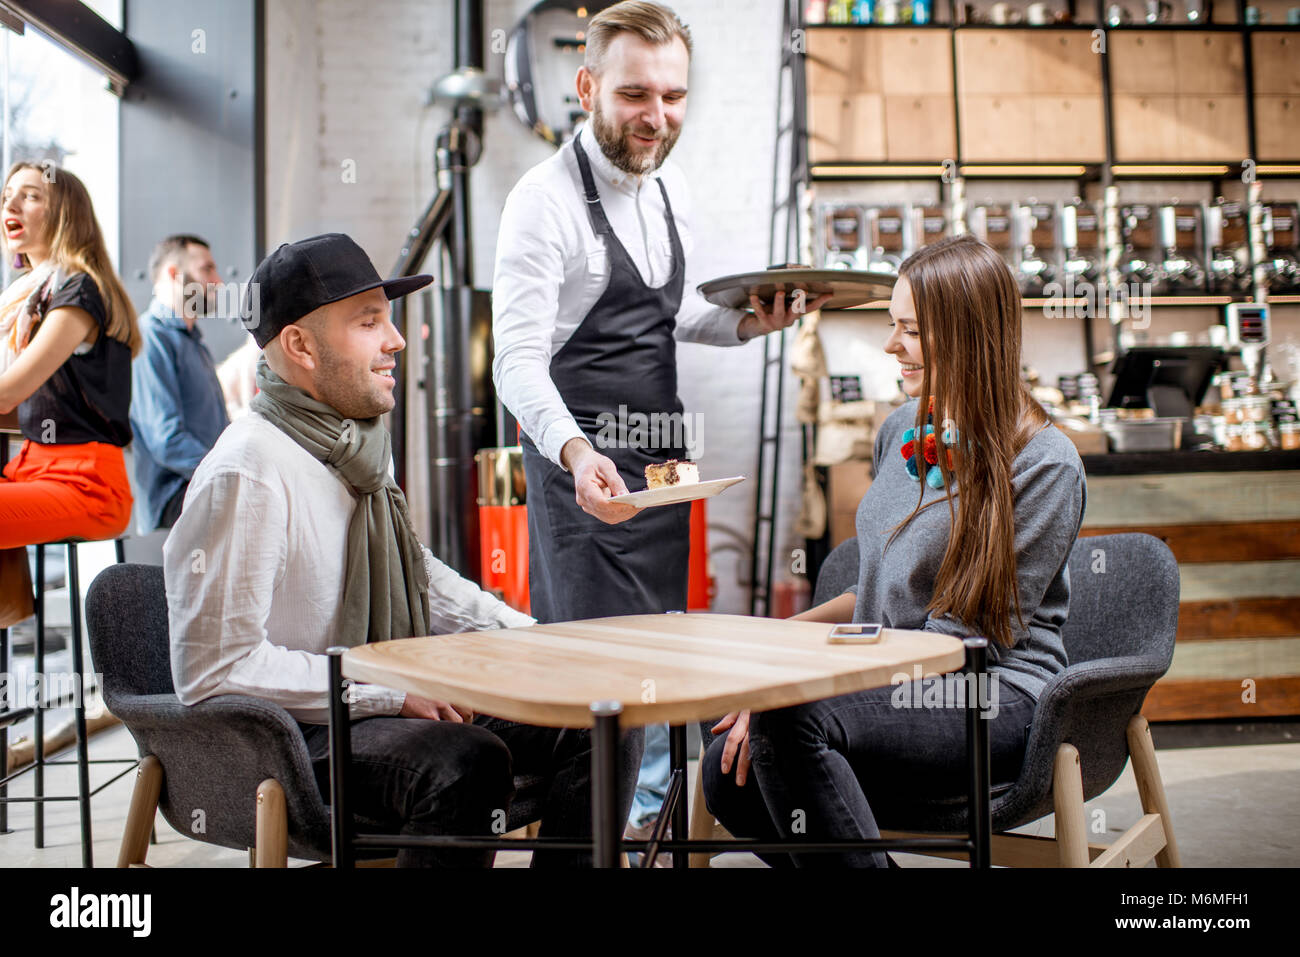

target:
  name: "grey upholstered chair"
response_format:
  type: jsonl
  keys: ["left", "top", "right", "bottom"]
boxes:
{"left": 689, "top": 532, "right": 1183, "bottom": 868}
{"left": 86, "top": 562, "right": 545, "bottom": 868}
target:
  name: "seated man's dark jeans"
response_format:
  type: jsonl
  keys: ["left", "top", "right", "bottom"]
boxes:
{"left": 701, "top": 675, "right": 1036, "bottom": 868}
{"left": 298, "top": 714, "right": 645, "bottom": 867}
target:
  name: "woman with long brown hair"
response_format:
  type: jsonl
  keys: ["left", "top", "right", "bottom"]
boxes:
{"left": 0, "top": 162, "right": 139, "bottom": 548}
{"left": 702, "top": 234, "right": 1087, "bottom": 867}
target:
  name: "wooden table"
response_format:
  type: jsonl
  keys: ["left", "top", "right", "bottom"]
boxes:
{"left": 326, "top": 613, "right": 993, "bottom": 868}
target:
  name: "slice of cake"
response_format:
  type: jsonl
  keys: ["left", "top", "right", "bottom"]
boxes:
{"left": 645, "top": 459, "right": 699, "bottom": 489}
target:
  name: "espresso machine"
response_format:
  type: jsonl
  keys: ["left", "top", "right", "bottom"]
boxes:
{"left": 1261, "top": 201, "right": 1300, "bottom": 295}
{"left": 864, "top": 205, "right": 908, "bottom": 275}
{"left": 1156, "top": 202, "right": 1207, "bottom": 293}
{"left": 821, "top": 203, "right": 864, "bottom": 270}
{"left": 1119, "top": 203, "right": 1160, "bottom": 291}
{"left": 1206, "top": 197, "right": 1252, "bottom": 296}
{"left": 1061, "top": 200, "right": 1103, "bottom": 291}
{"left": 968, "top": 203, "right": 1017, "bottom": 274}
{"left": 1014, "top": 200, "right": 1059, "bottom": 297}
{"left": 911, "top": 204, "right": 949, "bottom": 249}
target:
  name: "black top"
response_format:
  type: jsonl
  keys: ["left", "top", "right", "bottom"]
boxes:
{"left": 18, "top": 272, "right": 133, "bottom": 447}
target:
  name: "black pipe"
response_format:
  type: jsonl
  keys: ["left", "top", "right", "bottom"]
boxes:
{"left": 964, "top": 637, "right": 992, "bottom": 869}
{"left": 327, "top": 647, "right": 353, "bottom": 869}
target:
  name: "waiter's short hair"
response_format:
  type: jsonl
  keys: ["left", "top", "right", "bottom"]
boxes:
{"left": 585, "top": 1, "right": 692, "bottom": 76}
{"left": 149, "top": 233, "right": 210, "bottom": 283}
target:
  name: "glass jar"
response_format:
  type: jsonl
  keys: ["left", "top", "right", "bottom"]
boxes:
{"left": 1241, "top": 396, "right": 1273, "bottom": 423}
{"left": 1240, "top": 421, "right": 1268, "bottom": 451}
{"left": 1222, "top": 398, "right": 1243, "bottom": 425}
{"left": 1225, "top": 423, "right": 1244, "bottom": 451}
{"left": 1281, "top": 421, "right": 1300, "bottom": 451}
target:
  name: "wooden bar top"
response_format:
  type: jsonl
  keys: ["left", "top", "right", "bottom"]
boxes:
{"left": 342, "top": 613, "right": 966, "bottom": 728}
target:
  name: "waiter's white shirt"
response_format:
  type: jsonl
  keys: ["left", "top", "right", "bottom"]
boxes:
{"left": 492, "top": 123, "right": 746, "bottom": 469}
{"left": 164, "top": 411, "right": 535, "bottom": 725}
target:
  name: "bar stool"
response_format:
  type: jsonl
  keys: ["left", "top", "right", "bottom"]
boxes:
{"left": 0, "top": 537, "right": 136, "bottom": 867}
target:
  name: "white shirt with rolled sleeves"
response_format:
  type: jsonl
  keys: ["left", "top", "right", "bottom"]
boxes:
{"left": 164, "top": 411, "right": 535, "bottom": 725}
{"left": 491, "top": 122, "right": 748, "bottom": 469}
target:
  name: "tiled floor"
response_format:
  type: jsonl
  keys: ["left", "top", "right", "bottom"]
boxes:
{"left": 1, "top": 720, "right": 1296, "bottom": 868}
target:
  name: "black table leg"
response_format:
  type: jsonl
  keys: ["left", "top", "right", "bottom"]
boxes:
{"left": 590, "top": 701, "right": 622, "bottom": 868}
{"left": 964, "top": 636, "right": 991, "bottom": 869}
{"left": 669, "top": 723, "right": 689, "bottom": 869}
{"left": 326, "top": 647, "right": 353, "bottom": 870}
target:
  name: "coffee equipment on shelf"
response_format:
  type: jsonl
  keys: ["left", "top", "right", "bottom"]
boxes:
{"left": 1060, "top": 199, "right": 1103, "bottom": 290}
{"left": 1155, "top": 202, "right": 1207, "bottom": 294}
{"left": 820, "top": 204, "right": 865, "bottom": 270}
{"left": 968, "top": 203, "right": 1018, "bottom": 274}
{"left": 911, "top": 204, "right": 949, "bottom": 249}
{"left": 864, "top": 205, "right": 908, "bottom": 275}
{"left": 1206, "top": 197, "right": 1252, "bottom": 296}
{"left": 1014, "top": 200, "right": 1059, "bottom": 297}
{"left": 1261, "top": 201, "right": 1300, "bottom": 295}
{"left": 1119, "top": 203, "right": 1160, "bottom": 291}
{"left": 1226, "top": 301, "right": 1271, "bottom": 387}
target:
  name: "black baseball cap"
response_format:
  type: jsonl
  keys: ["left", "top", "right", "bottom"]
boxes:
{"left": 242, "top": 232, "right": 433, "bottom": 348}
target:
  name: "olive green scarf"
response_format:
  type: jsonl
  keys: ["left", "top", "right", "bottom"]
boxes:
{"left": 250, "top": 354, "right": 430, "bottom": 645}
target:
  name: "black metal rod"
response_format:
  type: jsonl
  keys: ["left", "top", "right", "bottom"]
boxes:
{"left": 590, "top": 702, "right": 622, "bottom": 868}
{"left": 640, "top": 769, "right": 682, "bottom": 869}
{"left": 67, "top": 543, "right": 92, "bottom": 868}
{"left": 0, "top": 624, "right": 7, "bottom": 834}
{"left": 34, "top": 543, "right": 44, "bottom": 848}
{"left": 349, "top": 834, "right": 976, "bottom": 853}
{"left": 327, "top": 647, "right": 354, "bottom": 869}
{"left": 964, "top": 636, "right": 991, "bottom": 870}
{"left": 668, "top": 723, "right": 689, "bottom": 869}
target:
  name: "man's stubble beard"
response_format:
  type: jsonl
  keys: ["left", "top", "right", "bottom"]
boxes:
{"left": 590, "top": 99, "right": 681, "bottom": 176}
{"left": 315, "top": 338, "right": 389, "bottom": 421}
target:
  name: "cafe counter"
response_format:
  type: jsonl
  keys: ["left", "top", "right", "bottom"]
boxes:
{"left": 1078, "top": 451, "right": 1300, "bottom": 722}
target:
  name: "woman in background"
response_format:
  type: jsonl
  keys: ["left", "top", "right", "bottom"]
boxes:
{"left": 702, "top": 235, "right": 1087, "bottom": 867}
{"left": 0, "top": 161, "right": 139, "bottom": 548}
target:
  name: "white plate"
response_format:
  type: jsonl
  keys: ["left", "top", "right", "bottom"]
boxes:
{"left": 610, "top": 476, "right": 746, "bottom": 509}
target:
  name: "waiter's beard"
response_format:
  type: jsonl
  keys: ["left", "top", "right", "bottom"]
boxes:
{"left": 590, "top": 102, "right": 680, "bottom": 175}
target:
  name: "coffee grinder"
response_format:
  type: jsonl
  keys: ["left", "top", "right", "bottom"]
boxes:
{"left": 1206, "top": 197, "right": 1252, "bottom": 296}
{"left": 1014, "top": 200, "right": 1059, "bottom": 297}
{"left": 1261, "top": 201, "right": 1300, "bottom": 295}
{"left": 821, "top": 204, "right": 865, "bottom": 270}
{"left": 1156, "top": 201, "right": 1207, "bottom": 293}
{"left": 1060, "top": 199, "right": 1103, "bottom": 292}
{"left": 1226, "top": 301, "right": 1271, "bottom": 385}
{"left": 969, "top": 203, "right": 1018, "bottom": 274}
{"left": 910, "top": 204, "right": 950, "bottom": 249}
{"left": 864, "top": 205, "right": 908, "bottom": 275}
{"left": 1119, "top": 203, "right": 1160, "bottom": 292}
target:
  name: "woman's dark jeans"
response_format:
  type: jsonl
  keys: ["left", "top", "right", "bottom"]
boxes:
{"left": 701, "top": 674, "right": 1036, "bottom": 867}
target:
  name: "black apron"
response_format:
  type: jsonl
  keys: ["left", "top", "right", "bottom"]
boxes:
{"left": 521, "top": 137, "right": 691, "bottom": 624}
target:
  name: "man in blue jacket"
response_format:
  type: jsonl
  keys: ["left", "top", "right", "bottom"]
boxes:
{"left": 130, "top": 234, "right": 230, "bottom": 530}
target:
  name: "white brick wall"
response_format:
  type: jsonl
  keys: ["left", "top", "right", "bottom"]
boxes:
{"left": 267, "top": 0, "right": 813, "bottom": 614}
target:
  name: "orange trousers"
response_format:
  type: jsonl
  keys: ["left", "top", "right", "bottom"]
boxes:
{"left": 0, "top": 439, "right": 133, "bottom": 549}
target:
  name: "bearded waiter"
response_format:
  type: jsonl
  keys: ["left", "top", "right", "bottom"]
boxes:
{"left": 493, "top": 0, "right": 809, "bottom": 625}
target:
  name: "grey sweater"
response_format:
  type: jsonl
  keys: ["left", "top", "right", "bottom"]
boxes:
{"left": 848, "top": 399, "right": 1088, "bottom": 700}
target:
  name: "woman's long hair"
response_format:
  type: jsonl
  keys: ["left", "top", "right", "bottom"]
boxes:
{"left": 891, "top": 234, "right": 1050, "bottom": 649}
{"left": 3, "top": 162, "right": 140, "bottom": 357}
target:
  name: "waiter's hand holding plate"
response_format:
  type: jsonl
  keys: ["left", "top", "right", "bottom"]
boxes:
{"left": 561, "top": 438, "right": 639, "bottom": 525}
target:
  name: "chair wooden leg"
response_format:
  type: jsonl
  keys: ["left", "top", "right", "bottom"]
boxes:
{"left": 254, "top": 779, "right": 288, "bottom": 868}
{"left": 117, "top": 755, "right": 162, "bottom": 868}
{"left": 1053, "top": 743, "right": 1091, "bottom": 867}
{"left": 1127, "top": 715, "right": 1181, "bottom": 868}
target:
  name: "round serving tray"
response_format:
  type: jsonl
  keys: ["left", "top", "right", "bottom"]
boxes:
{"left": 698, "top": 267, "right": 897, "bottom": 311}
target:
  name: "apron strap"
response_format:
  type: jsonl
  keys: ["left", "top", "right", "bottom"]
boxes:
{"left": 572, "top": 137, "right": 613, "bottom": 240}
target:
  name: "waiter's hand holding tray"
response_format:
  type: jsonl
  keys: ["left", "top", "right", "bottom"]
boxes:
{"left": 698, "top": 264, "right": 896, "bottom": 312}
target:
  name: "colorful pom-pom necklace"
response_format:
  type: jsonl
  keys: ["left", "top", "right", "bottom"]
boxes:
{"left": 899, "top": 396, "right": 958, "bottom": 489}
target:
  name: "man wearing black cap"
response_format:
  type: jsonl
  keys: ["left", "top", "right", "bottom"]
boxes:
{"left": 164, "top": 233, "right": 643, "bottom": 866}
